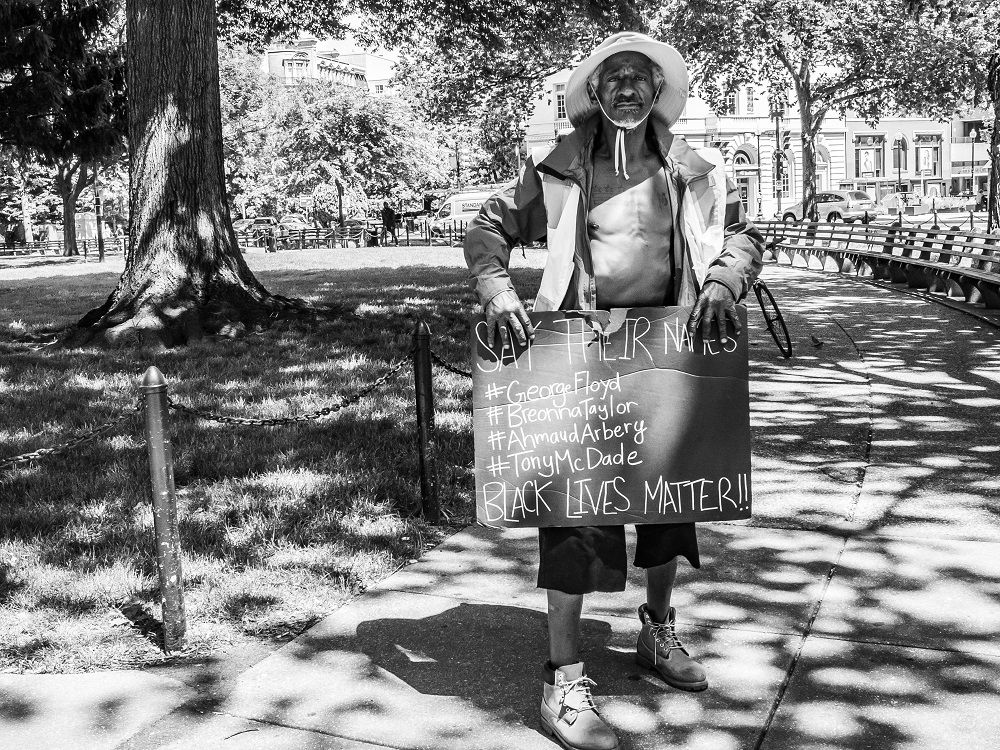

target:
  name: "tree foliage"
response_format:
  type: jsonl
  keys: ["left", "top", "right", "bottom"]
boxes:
{"left": 389, "top": 3, "right": 640, "bottom": 181}
{"left": 0, "top": 0, "right": 125, "bottom": 255}
{"left": 219, "top": 47, "right": 453, "bottom": 219}
{"left": 893, "top": 0, "right": 1000, "bottom": 229}
{"left": 652, "top": 0, "right": 964, "bottom": 219}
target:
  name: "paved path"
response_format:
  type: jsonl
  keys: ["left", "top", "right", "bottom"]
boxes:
{"left": 2, "top": 265, "right": 999, "bottom": 749}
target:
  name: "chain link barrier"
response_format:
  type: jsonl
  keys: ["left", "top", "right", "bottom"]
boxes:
{"left": 0, "top": 400, "right": 143, "bottom": 473}
{"left": 430, "top": 349, "right": 473, "bottom": 379}
{"left": 166, "top": 357, "right": 409, "bottom": 427}
{"left": 2, "top": 338, "right": 469, "bottom": 474}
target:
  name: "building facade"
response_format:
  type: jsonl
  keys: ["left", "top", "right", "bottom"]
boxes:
{"left": 263, "top": 38, "right": 397, "bottom": 93}
{"left": 524, "top": 70, "right": 989, "bottom": 218}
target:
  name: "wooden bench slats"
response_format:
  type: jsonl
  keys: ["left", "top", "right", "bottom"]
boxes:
{"left": 760, "top": 220, "right": 1000, "bottom": 308}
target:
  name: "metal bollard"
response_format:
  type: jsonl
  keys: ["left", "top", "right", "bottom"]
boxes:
{"left": 412, "top": 321, "right": 440, "bottom": 523}
{"left": 139, "top": 366, "right": 186, "bottom": 651}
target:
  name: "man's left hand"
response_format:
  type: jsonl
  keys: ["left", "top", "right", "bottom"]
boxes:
{"left": 687, "top": 282, "right": 741, "bottom": 345}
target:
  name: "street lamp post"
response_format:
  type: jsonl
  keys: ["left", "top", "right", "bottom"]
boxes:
{"left": 747, "top": 129, "right": 763, "bottom": 218}
{"left": 92, "top": 164, "right": 105, "bottom": 262}
{"left": 893, "top": 131, "right": 904, "bottom": 224}
{"left": 970, "top": 128, "right": 978, "bottom": 202}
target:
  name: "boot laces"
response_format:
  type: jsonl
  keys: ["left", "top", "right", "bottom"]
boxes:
{"left": 648, "top": 618, "right": 685, "bottom": 657}
{"left": 556, "top": 675, "right": 598, "bottom": 718}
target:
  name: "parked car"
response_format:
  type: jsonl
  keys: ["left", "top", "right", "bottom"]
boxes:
{"left": 278, "top": 213, "right": 309, "bottom": 232}
{"left": 780, "top": 190, "right": 881, "bottom": 223}
{"left": 250, "top": 216, "right": 288, "bottom": 240}
{"left": 232, "top": 217, "right": 254, "bottom": 233}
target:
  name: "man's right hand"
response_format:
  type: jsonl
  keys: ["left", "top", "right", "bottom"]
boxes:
{"left": 484, "top": 289, "right": 535, "bottom": 349}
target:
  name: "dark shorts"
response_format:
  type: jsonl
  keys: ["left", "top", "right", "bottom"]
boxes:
{"left": 537, "top": 523, "right": 700, "bottom": 595}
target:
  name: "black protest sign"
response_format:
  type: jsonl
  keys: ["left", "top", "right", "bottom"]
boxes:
{"left": 471, "top": 307, "right": 752, "bottom": 528}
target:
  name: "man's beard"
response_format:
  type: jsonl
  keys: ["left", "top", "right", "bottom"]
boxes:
{"left": 610, "top": 101, "right": 649, "bottom": 128}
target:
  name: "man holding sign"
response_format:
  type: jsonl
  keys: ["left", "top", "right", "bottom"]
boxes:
{"left": 465, "top": 31, "right": 762, "bottom": 750}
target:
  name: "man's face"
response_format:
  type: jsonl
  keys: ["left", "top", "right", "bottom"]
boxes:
{"left": 592, "top": 51, "right": 658, "bottom": 127}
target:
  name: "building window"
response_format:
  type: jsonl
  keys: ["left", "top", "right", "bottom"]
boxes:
{"left": 555, "top": 84, "right": 566, "bottom": 120}
{"left": 963, "top": 120, "right": 984, "bottom": 138}
{"left": 374, "top": 84, "right": 384, "bottom": 94}
{"left": 775, "top": 151, "right": 793, "bottom": 198}
{"left": 914, "top": 134, "right": 942, "bottom": 177}
{"left": 284, "top": 58, "right": 308, "bottom": 81}
{"left": 854, "top": 135, "right": 885, "bottom": 178}
{"left": 725, "top": 91, "right": 737, "bottom": 115}
{"left": 745, "top": 86, "right": 754, "bottom": 114}
{"left": 891, "top": 138, "right": 908, "bottom": 171}
{"left": 915, "top": 145, "right": 940, "bottom": 176}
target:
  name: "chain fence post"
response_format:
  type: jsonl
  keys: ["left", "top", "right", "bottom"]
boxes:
{"left": 139, "top": 366, "right": 186, "bottom": 651}
{"left": 412, "top": 320, "right": 440, "bottom": 523}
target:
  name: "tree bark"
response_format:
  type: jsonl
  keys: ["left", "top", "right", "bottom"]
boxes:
{"left": 987, "top": 55, "right": 999, "bottom": 234}
{"left": 71, "top": 0, "right": 296, "bottom": 346}
{"left": 793, "top": 68, "right": 820, "bottom": 223}
{"left": 55, "top": 161, "right": 87, "bottom": 257}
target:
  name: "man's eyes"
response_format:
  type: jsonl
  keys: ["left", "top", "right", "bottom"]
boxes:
{"left": 605, "top": 74, "right": 648, "bottom": 83}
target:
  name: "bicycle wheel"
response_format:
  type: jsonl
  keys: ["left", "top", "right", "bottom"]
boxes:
{"left": 753, "top": 280, "right": 793, "bottom": 358}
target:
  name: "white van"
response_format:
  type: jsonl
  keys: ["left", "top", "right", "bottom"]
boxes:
{"left": 429, "top": 190, "right": 496, "bottom": 236}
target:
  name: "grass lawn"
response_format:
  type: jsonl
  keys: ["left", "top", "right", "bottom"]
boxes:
{"left": 0, "top": 245, "right": 546, "bottom": 674}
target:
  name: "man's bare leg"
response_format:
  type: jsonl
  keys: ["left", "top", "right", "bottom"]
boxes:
{"left": 638, "top": 556, "right": 707, "bottom": 691}
{"left": 541, "top": 589, "right": 618, "bottom": 748}
{"left": 547, "top": 589, "right": 584, "bottom": 667}
{"left": 644, "top": 558, "right": 677, "bottom": 623}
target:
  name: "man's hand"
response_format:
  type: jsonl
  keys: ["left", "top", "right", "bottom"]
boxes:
{"left": 484, "top": 289, "right": 535, "bottom": 349}
{"left": 687, "top": 282, "right": 741, "bottom": 345}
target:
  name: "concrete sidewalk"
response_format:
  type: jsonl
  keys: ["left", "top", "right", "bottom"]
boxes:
{"left": 3, "top": 266, "right": 999, "bottom": 749}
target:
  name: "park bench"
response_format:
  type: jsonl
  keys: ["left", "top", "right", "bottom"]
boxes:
{"left": 758, "top": 219, "right": 1000, "bottom": 309}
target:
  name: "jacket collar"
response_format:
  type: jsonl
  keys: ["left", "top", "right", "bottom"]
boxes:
{"left": 536, "top": 114, "right": 716, "bottom": 184}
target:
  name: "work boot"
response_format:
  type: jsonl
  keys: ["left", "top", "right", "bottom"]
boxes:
{"left": 635, "top": 604, "right": 708, "bottom": 691}
{"left": 540, "top": 661, "right": 619, "bottom": 750}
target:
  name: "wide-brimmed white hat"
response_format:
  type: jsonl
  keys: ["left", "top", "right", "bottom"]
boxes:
{"left": 565, "top": 31, "right": 689, "bottom": 128}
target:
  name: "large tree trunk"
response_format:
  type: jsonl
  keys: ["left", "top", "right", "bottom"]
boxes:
{"left": 988, "top": 106, "right": 998, "bottom": 233}
{"left": 793, "top": 71, "right": 820, "bottom": 223}
{"left": 987, "top": 56, "right": 999, "bottom": 234}
{"left": 800, "top": 119, "right": 819, "bottom": 222}
{"left": 71, "top": 0, "right": 296, "bottom": 346}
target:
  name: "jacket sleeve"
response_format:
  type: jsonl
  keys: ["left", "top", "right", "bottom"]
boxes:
{"left": 703, "top": 176, "right": 765, "bottom": 301}
{"left": 463, "top": 157, "right": 550, "bottom": 309}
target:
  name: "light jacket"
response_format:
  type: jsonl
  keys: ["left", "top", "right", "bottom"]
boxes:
{"left": 464, "top": 115, "right": 764, "bottom": 311}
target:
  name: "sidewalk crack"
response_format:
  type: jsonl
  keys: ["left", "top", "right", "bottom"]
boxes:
{"left": 752, "top": 315, "right": 873, "bottom": 750}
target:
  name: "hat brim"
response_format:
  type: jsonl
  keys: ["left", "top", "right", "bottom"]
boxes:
{"left": 565, "top": 35, "right": 688, "bottom": 129}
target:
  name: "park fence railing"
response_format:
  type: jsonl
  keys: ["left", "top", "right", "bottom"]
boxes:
{"left": 1, "top": 222, "right": 475, "bottom": 261}
{"left": 236, "top": 219, "right": 472, "bottom": 251}
{"left": 1, "top": 236, "right": 127, "bottom": 258}
{"left": 1, "top": 319, "right": 475, "bottom": 652}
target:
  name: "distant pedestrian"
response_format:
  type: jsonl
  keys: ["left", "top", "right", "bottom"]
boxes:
{"left": 4, "top": 220, "right": 17, "bottom": 248}
{"left": 380, "top": 201, "right": 398, "bottom": 245}
{"left": 266, "top": 225, "right": 277, "bottom": 253}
